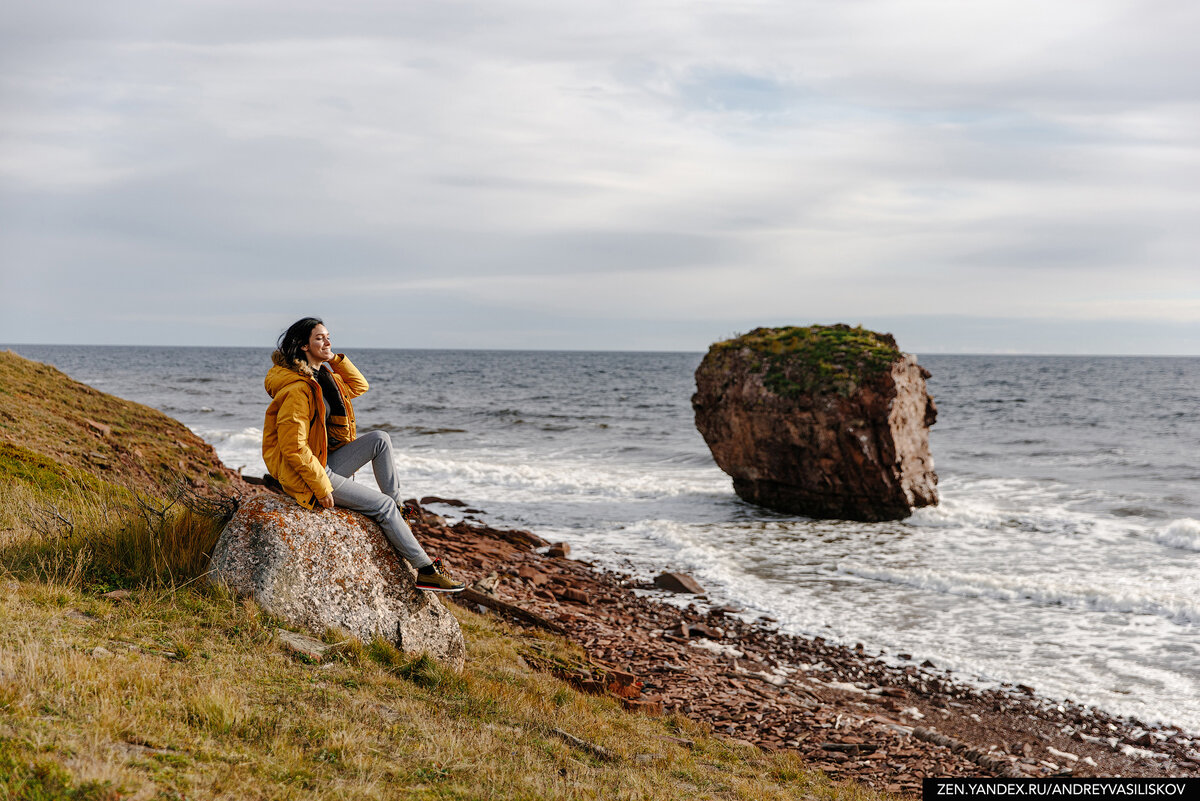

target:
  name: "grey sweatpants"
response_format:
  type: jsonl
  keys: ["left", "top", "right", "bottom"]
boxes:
{"left": 325, "top": 430, "right": 432, "bottom": 569}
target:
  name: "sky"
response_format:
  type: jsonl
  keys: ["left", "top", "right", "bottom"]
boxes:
{"left": 1, "top": 0, "right": 1198, "bottom": 354}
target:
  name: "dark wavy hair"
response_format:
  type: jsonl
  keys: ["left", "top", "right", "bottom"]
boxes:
{"left": 277, "top": 317, "right": 325, "bottom": 365}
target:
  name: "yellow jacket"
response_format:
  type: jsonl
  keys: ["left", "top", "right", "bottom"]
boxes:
{"left": 262, "top": 350, "right": 368, "bottom": 509}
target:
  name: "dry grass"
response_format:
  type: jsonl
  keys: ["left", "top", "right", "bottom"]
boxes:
{"left": 1, "top": 474, "right": 224, "bottom": 592}
{"left": 0, "top": 469, "right": 883, "bottom": 800}
{"left": 0, "top": 574, "right": 885, "bottom": 801}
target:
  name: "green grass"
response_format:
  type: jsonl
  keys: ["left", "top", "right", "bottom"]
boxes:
{"left": 713, "top": 325, "right": 902, "bottom": 398}
{"left": 1, "top": 464, "right": 224, "bottom": 593}
{"left": 0, "top": 738, "right": 117, "bottom": 801}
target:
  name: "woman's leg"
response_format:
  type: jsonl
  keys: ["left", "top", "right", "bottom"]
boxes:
{"left": 326, "top": 431, "right": 406, "bottom": 506}
{"left": 325, "top": 432, "right": 431, "bottom": 569}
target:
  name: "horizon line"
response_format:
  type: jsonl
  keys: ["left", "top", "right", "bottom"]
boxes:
{"left": 4, "top": 342, "right": 1199, "bottom": 358}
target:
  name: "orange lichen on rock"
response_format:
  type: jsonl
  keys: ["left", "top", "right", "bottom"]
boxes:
{"left": 210, "top": 494, "right": 465, "bottom": 670}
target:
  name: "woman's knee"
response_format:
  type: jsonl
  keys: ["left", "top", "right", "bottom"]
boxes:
{"left": 362, "top": 429, "right": 393, "bottom": 454}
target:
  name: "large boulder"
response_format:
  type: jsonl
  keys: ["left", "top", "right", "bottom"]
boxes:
{"left": 692, "top": 325, "right": 937, "bottom": 522}
{"left": 209, "top": 494, "right": 465, "bottom": 670}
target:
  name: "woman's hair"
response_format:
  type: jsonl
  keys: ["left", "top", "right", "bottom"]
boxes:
{"left": 277, "top": 317, "right": 324, "bottom": 365}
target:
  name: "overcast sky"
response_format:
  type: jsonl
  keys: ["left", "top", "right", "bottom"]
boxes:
{"left": 2, "top": 0, "right": 1198, "bottom": 353}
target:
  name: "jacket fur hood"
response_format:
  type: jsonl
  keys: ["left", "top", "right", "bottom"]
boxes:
{"left": 271, "top": 349, "right": 316, "bottom": 377}
{"left": 265, "top": 350, "right": 316, "bottom": 399}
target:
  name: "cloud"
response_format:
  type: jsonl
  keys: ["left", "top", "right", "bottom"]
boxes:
{"left": 1, "top": 0, "right": 1198, "bottom": 351}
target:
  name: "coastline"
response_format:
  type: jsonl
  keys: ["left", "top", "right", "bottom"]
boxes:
{"left": 0, "top": 349, "right": 875, "bottom": 800}
{"left": 400, "top": 498, "right": 1200, "bottom": 792}
{"left": 8, "top": 345, "right": 1196, "bottom": 797}
{"left": 9, "top": 345, "right": 1198, "bottom": 733}
{"left": 7, "top": 345, "right": 1197, "bottom": 789}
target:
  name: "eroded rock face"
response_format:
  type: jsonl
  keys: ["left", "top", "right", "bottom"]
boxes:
{"left": 209, "top": 494, "right": 465, "bottom": 670}
{"left": 692, "top": 325, "right": 938, "bottom": 522}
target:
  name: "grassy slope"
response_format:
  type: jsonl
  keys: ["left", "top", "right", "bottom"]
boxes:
{"left": 0, "top": 582, "right": 874, "bottom": 800}
{"left": 0, "top": 350, "right": 239, "bottom": 497}
{"left": 0, "top": 353, "right": 884, "bottom": 800}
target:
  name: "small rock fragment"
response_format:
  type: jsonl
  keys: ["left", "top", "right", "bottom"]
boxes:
{"left": 558, "top": 587, "right": 590, "bottom": 604}
{"left": 550, "top": 727, "right": 617, "bottom": 762}
{"left": 651, "top": 734, "right": 695, "bottom": 750}
{"left": 419, "top": 496, "right": 468, "bottom": 507}
{"left": 687, "top": 622, "right": 723, "bottom": 640}
{"left": 84, "top": 418, "right": 112, "bottom": 437}
{"left": 1047, "top": 746, "right": 1078, "bottom": 762}
{"left": 276, "top": 629, "right": 330, "bottom": 662}
{"left": 470, "top": 572, "right": 501, "bottom": 598}
{"left": 653, "top": 572, "right": 704, "bottom": 594}
{"left": 517, "top": 566, "right": 549, "bottom": 586}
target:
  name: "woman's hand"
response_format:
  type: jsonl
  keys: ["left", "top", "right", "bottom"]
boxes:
{"left": 316, "top": 493, "right": 335, "bottom": 509}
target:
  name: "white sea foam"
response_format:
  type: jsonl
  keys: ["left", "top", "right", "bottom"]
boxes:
{"left": 908, "top": 496, "right": 1008, "bottom": 529}
{"left": 1154, "top": 519, "right": 1200, "bottom": 552}
{"left": 390, "top": 450, "right": 727, "bottom": 503}
{"left": 836, "top": 564, "right": 1200, "bottom": 627}
{"left": 689, "top": 639, "right": 744, "bottom": 658}
{"left": 197, "top": 426, "right": 267, "bottom": 475}
{"left": 908, "top": 481, "right": 1140, "bottom": 552}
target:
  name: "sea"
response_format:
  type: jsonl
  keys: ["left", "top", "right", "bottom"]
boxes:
{"left": 8, "top": 345, "right": 1199, "bottom": 734}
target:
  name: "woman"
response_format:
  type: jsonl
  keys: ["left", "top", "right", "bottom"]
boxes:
{"left": 261, "top": 317, "right": 464, "bottom": 592}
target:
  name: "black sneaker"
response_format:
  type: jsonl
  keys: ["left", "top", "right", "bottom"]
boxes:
{"left": 415, "top": 557, "right": 465, "bottom": 593}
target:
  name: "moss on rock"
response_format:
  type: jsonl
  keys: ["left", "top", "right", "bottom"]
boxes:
{"left": 713, "top": 324, "right": 901, "bottom": 398}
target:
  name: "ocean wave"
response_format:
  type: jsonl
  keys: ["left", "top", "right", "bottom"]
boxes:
{"left": 193, "top": 426, "right": 267, "bottom": 473}
{"left": 906, "top": 481, "right": 1145, "bottom": 549}
{"left": 374, "top": 423, "right": 468, "bottom": 436}
{"left": 908, "top": 493, "right": 1088, "bottom": 537}
{"left": 836, "top": 564, "right": 1200, "bottom": 627}
{"left": 196, "top": 425, "right": 263, "bottom": 449}
{"left": 391, "top": 451, "right": 727, "bottom": 502}
{"left": 1153, "top": 519, "right": 1200, "bottom": 552}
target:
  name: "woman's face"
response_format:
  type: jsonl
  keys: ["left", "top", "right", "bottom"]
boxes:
{"left": 302, "top": 324, "right": 333, "bottom": 365}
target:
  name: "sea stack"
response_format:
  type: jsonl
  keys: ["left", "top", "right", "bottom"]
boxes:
{"left": 692, "top": 324, "right": 938, "bottom": 521}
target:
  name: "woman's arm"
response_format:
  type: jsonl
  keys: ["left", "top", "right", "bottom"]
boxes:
{"left": 328, "top": 353, "right": 368, "bottom": 398}
{"left": 275, "top": 387, "right": 334, "bottom": 500}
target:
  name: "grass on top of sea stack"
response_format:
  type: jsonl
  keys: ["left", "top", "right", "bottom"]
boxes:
{"left": 713, "top": 325, "right": 902, "bottom": 398}
{"left": 0, "top": 576, "right": 882, "bottom": 801}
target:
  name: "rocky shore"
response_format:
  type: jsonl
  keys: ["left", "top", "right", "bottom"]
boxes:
{"left": 402, "top": 498, "right": 1200, "bottom": 794}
